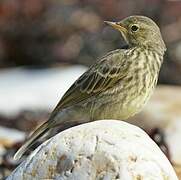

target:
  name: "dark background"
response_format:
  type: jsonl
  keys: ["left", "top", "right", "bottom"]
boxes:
{"left": 0, "top": 0, "right": 181, "bottom": 84}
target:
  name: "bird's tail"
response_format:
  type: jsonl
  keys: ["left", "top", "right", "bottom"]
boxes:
{"left": 14, "top": 120, "right": 53, "bottom": 160}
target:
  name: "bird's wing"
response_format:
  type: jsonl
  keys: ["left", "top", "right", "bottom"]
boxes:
{"left": 14, "top": 49, "right": 129, "bottom": 160}
{"left": 51, "top": 49, "right": 129, "bottom": 116}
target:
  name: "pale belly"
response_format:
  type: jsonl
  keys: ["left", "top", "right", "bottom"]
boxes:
{"left": 96, "top": 95, "right": 150, "bottom": 120}
{"left": 90, "top": 83, "right": 155, "bottom": 121}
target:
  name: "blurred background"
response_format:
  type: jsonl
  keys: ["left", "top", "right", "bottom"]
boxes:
{"left": 0, "top": 0, "right": 181, "bottom": 178}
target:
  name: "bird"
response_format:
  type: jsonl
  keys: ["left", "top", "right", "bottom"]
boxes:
{"left": 14, "top": 15, "right": 166, "bottom": 160}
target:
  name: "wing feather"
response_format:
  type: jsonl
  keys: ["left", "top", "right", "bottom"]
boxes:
{"left": 14, "top": 49, "right": 130, "bottom": 160}
{"left": 51, "top": 49, "right": 129, "bottom": 116}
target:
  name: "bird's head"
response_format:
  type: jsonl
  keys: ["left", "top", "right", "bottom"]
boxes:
{"left": 105, "top": 16, "right": 166, "bottom": 52}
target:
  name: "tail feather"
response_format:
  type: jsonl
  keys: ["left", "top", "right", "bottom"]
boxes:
{"left": 14, "top": 121, "right": 51, "bottom": 160}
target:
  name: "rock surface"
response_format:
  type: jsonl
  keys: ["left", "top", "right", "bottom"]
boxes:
{"left": 7, "top": 120, "right": 178, "bottom": 180}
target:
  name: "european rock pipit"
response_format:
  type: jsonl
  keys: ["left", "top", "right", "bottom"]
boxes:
{"left": 14, "top": 15, "right": 166, "bottom": 160}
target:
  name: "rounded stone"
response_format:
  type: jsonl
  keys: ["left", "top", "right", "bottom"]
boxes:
{"left": 8, "top": 120, "right": 178, "bottom": 180}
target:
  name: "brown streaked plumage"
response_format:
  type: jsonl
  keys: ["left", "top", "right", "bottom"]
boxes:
{"left": 14, "top": 15, "right": 166, "bottom": 160}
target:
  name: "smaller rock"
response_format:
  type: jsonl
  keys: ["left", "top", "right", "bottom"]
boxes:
{"left": 7, "top": 120, "right": 178, "bottom": 180}
{"left": 0, "top": 126, "right": 25, "bottom": 148}
{"left": 0, "top": 126, "right": 25, "bottom": 178}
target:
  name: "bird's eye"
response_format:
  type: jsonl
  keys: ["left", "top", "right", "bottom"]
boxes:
{"left": 131, "top": 25, "right": 139, "bottom": 32}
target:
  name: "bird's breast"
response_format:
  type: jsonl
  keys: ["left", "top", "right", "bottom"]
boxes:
{"left": 90, "top": 49, "right": 162, "bottom": 120}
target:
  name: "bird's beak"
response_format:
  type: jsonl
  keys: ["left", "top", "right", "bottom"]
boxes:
{"left": 104, "top": 21, "right": 128, "bottom": 34}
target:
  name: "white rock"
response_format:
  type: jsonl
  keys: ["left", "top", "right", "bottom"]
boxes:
{"left": 0, "top": 126, "right": 25, "bottom": 147}
{"left": 130, "top": 85, "right": 181, "bottom": 165}
{"left": 0, "top": 126, "right": 25, "bottom": 164}
{"left": 7, "top": 120, "right": 178, "bottom": 180}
